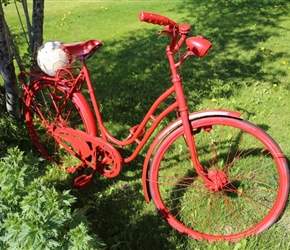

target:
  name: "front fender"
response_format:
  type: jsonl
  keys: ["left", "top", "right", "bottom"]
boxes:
{"left": 142, "top": 109, "right": 242, "bottom": 203}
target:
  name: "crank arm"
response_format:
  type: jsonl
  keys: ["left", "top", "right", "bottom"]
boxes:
{"left": 73, "top": 169, "right": 98, "bottom": 189}
{"left": 51, "top": 127, "right": 96, "bottom": 169}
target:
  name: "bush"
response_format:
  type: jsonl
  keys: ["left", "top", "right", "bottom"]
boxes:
{"left": 0, "top": 147, "right": 105, "bottom": 250}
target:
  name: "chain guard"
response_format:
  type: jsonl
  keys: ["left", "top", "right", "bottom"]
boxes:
{"left": 52, "top": 127, "right": 122, "bottom": 178}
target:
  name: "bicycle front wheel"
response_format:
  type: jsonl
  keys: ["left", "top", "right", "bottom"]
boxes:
{"left": 24, "top": 80, "right": 96, "bottom": 169}
{"left": 149, "top": 116, "right": 289, "bottom": 241}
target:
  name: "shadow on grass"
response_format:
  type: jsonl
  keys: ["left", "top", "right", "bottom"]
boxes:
{"left": 2, "top": 0, "right": 289, "bottom": 249}
{"left": 70, "top": 1, "right": 290, "bottom": 248}
{"left": 86, "top": 0, "right": 290, "bottom": 132}
{"left": 70, "top": 179, "right": 181, "bottom": 249}
{"left": 175, "top": 0, "right": 290, "bottom": 83}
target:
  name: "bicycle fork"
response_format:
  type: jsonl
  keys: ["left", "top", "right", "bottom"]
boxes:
{"left": 174, "top": 90, "right": 211, "bottom": 185}
{"left": 175, "top": 85, "right": 230, "bottom": 191}
{"left": 168, "top": 49, "right": 217, "bottom": 189}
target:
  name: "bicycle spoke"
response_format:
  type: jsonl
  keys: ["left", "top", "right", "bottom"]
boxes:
{"left": 149, "top": 117, "right": 289, "bottom": 241}
{"left": 25, "top": 80, "right": 92, "bottom": 168}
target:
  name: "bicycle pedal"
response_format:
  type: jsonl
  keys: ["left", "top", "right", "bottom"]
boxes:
{"left": 73, "top": 174, "right": 92, "bottom": 189}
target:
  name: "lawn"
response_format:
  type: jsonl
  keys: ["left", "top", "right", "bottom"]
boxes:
{"left": 1, "top": 0, "right": 290, "bottom": 249}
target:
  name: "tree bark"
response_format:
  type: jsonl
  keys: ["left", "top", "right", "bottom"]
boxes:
{"left": 0, "top": 1, "right": 20, "bottom": 120}
{"left": 21, "top": 0, "right": 32, "bottom": 43}
{"left": 0, "top": 0, "right": 45, "bottom": 120}
{"left": 30, "top": 0, "right": 44, "bottom": 54}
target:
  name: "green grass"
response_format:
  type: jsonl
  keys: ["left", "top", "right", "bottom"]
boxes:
{"left": 1, "top": 0, "right": 290, "bottom": 249}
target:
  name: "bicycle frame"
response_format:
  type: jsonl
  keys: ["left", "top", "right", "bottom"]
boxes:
{"left": 65, "top": 20, "right": 210, "bottom": 178}
{"left": 20, "top": 12, "right": 242, "bottom": 191}
{"left": 19, "top": 12, "right": 290, "bottom": 241}
{"left": 80, "top": 59, "right": 178, "bottom": 163}
{"left": 20, "top": 12, "right": 240, "bottom": 191}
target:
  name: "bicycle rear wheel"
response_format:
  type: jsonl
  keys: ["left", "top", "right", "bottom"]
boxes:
{"left": 149, "top": 116, "right": 289, "bottom": 241}
{"left": 24, "top": 79, "right": 96, "bottom": 169}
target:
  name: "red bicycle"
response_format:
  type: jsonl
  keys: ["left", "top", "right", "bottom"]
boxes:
{"left": 20, "top": 12, "right": 289, "bottom": 242}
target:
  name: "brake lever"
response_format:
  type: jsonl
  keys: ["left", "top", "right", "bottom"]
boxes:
{"left": 157, "top": 25, "right": 172, "bottom": 36}
{"left": 157, "top": 25, "right": 179, "bottom": 52}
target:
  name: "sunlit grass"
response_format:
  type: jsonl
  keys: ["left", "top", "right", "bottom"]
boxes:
{"left": 1, "top": 0, "right": 290, "bottom": 249}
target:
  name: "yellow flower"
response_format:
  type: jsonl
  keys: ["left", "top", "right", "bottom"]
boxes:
{"left": 282, "top": 60, "right": 286, "bottom": 65}
{"left": 273, "top": 84, "right": 278, "bottom": 87}
{"left": 211, "top": 98, "right": 217, "bottom": 102}
{"left": 260, "top": 47, "right": 265, "bottom": 51}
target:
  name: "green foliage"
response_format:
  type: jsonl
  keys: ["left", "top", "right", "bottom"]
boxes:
{"left": 0, "top": 147, "right": 105, "bottom": 249}
{"left": 0, "top": 110, "right": 32, "bottom": 155}
{"left": 1, "top": 0, "right": 289, "bottom": 249}
{"left": 1, "top": 0, "right": 12, "bottom": 7}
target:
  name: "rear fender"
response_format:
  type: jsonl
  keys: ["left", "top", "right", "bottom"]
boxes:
{"left": 142, "top": 109, "right": 242, "bottom": 203}
{"left": 23, "top": 80, "right": 97, "bottom": 136}
{"left": 72, "top": 92, "right": 98, "bottom": 136}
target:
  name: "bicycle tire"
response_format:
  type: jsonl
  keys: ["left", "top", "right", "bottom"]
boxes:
{"left": 24, "top": 79, "right": 96, "bottom": 169}
{"left": 149, "top": 116, "right": 289, "bottom": 241}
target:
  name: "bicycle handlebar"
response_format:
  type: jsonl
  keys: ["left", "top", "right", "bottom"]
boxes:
{"left": 139, "top": 12, "right": 179, "bottom": 52}
{"left": 139, "top": 12, "right": 178, "bottom": 27}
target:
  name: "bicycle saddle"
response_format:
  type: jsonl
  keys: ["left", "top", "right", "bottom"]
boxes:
{"left": 61, "top": 39, "right": 102, "bottom": 59}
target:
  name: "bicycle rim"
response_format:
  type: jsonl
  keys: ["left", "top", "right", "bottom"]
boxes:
{"left": 149, "top": 117, "right": 289, "bottom": 241}
{"left": 25, "top": 80, "right": 94, "bottom": 169}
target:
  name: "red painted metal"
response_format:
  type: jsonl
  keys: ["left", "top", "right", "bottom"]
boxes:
{"left": 139, "top": 12, "right": 179, "bottom": 52}
{"left": 186, "top": 36, "right": 212, "bottom": 57}
{"left": 139, "top": 12, "right": 178, "bottom": 26}
{"left": 19, "top": 11, "right": 289, "bottom": 242}
{"left": 207, "top": 170, "right": 228, "bottom": 191}
{"left": 148, "top": 116, "right": 289, "bottom": 242}
{"left": 141, "top": 109, "right": 242, "bottom": 203}
{"left": 52, "top": 127, "right": 123, "bottom": 180}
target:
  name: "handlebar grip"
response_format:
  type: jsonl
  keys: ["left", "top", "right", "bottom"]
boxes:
{"left": 139, "top": 12, "right": 177, "bottom": 26}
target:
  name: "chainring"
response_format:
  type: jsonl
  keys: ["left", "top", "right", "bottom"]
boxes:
{"left": 52, "top": 127, "right": 122, "bottom": 178}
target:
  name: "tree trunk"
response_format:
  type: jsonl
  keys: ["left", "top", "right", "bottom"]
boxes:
{"left": 21, "top": 0, "right": 32, "bottom": 43}
{"left": 4, "top": 18, "right": 25, "bottom": 72}
{"left": 30, "top": 0, "right": 44, "bottom": 54}
{"left": 0, "top": 1, "right": 20, "bottom": 120}
{"left": 0, "top": 0, "right": 45, "bottom": 120}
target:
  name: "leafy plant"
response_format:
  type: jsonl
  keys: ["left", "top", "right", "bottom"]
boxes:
{"left": 1, "top": 1, "right": 289, "bottom": 249}
{"left": 0, "top": 147, "right": 105, "bottom": 250}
